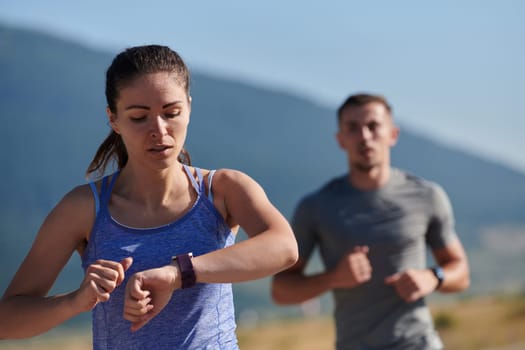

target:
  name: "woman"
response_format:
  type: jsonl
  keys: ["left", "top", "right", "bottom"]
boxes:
{"left": 0, "top": 45, "right": 298, "bottom": 349}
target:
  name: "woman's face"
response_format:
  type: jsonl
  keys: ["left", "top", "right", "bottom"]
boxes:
{"left": 108, "top": 72, "right": 191, "bottom": 171}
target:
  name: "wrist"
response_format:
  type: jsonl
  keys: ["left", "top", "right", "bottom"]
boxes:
{"left": 430, "top": 266, "right": 445, "bottom": 291}
{"left": 166, "top": 263, "right": 182, "bottom": 291}
{"left": 327, "top": 269, "right": 344, "bottom": 289}
{"left": 171, "top": 252, "right": 196, "bottom": 289}
{"left": 69, "top": 288, "right": 95, "bottom": 315}
{"left": 68, "top": 289, "right": 85, "bottom": 314}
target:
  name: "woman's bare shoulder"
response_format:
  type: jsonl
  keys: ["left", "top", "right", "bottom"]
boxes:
{"left": 209, "top": 168, "right": 250, "bottom": 182}
{"left": 63, "top": 183, "right": 96, "bottom": 205}
{"left": 51, "top": 183, "right": 98, "bottom": 229}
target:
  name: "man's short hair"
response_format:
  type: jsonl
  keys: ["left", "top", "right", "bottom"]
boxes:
{"left": 337, "top": 93, "right": 392, "bottom": 123}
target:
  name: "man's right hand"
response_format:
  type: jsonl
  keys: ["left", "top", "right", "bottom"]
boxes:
{"left": 330, "top": 246, "right": 372, "bottom": 288}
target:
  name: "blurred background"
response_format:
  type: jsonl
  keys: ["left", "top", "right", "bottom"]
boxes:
{"left": 1, "top": 1, "right": 524, "bottom": 349}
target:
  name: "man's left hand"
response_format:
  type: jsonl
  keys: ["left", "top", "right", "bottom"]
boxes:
{"left": 384, "top": 269, "right": 438, "bottom": 302}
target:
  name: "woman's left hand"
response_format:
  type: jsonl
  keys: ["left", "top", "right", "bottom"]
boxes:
{"left": 123, "top": 265, "right": 179, "bottom": 331}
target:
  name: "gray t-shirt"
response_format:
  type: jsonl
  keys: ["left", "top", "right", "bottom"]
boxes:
{"left": 292, "top": 169, "right": 456, "bottom": 350}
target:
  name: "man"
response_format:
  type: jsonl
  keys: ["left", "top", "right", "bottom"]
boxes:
{"left": 272, "top": 93, "right": 470, "bottom": 349}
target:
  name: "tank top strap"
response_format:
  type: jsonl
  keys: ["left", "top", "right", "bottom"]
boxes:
{"left": 99, "top": 170, "right": 120, "bottom": 208}
{"left": 88, "top": 175, "right": 108, "bottom": 215}
{"left": 100, "top": 174, "right": 108, "bottom": 196}
{"left": 207, "top": 170, "right": 216, "bottom": 202}
{"left": 195, "top": 167, "right": 205, "bottom": 193}
{"left": 89, "top": 181, "right": 100, "bottom": 215}
{"left": 183, "top": 164, "right": 203, "bottom": 195}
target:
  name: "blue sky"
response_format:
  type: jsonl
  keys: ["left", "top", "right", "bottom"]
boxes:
{"left": 1, "top": 0, "right": 524, "bottom": 172}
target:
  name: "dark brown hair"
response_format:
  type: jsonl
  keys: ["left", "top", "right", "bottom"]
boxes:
{"left": 337, "top": 93, "right": 392, "bottom": 124}
{"left": 86, "top": 45, "right": 191, "bottom": 178}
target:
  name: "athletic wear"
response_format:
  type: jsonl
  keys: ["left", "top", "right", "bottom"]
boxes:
{"left": 293, "top": 169, "right": 455, "bottom": 350}
{"left": 82, "top": 165, "right": 238, "bottom": 350}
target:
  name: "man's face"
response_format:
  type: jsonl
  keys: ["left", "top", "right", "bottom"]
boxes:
{"left": 336, "top": 102, "right": 399, "bottom": 172}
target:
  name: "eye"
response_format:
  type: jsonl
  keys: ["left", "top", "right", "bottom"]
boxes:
{"left": 130, "top": 116, "right": 147, "bottom": 123}
{"left": 165, "top": 111, "right": 181, "bottom": 119}
{"left": 367, "top": 122, "right": 379, "bottom": 131}
{"left": 347, "top": 122, "right": 359, "bottom": 133}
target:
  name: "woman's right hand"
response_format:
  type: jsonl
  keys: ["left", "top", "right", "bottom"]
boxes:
{"left": 73, "top": 257, "right": 133, "bottom": 312}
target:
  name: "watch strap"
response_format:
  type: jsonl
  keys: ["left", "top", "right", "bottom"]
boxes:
{"left": 431, "top": 266, "right": 444, "bottom": 290}
{"left": 172, "top": 253, "right": 196, "bottom": 289}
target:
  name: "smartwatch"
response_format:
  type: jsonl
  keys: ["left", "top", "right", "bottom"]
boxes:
{"left": 172, "top": 252, "right": 196, "bottom": 289}
{"left": 431, "top": 266, "right": 445, "bottom": 290}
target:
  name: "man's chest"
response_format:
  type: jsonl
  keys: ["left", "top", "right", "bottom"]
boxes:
{"left": 317, "top": 194, "right": 430, "bottom": 250}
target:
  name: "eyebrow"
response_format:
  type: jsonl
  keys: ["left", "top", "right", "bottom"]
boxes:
{"left": 124, "top": 101, "right": 183, "bottom": 111}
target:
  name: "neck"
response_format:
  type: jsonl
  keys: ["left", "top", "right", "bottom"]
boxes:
{"left": 116, "top": 162, "right": 189, "bottom": 209}
{"left": 349, "top": 163, "right": 391, "bottom": 191}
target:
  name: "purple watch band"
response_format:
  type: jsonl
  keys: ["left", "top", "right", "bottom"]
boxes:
{"left": 173, "top": 253, "right": 196, "bottom": 289}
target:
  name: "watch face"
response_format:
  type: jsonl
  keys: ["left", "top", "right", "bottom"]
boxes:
{"left": 432, "top": 266, "right": 444, "bottom": 289}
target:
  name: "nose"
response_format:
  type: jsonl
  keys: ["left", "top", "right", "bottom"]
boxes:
{"left": 150, "top": 116, "right": 168, "bottom": 139}
{"left": 358, "top": 126, "right": 372, "bottom": 141}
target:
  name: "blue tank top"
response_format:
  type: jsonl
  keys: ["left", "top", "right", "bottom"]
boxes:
{"left": 82, "top": 165, "right": 239, "bottom": 350}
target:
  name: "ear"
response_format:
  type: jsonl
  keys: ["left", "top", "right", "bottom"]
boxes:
{"left": 335, "top": 130, "right": 345, "bottom": 150}
{"left": 389, "top": 124, "right": 400, "bottom": 147}
{"left": 106, "top": 107, "right": 120, "bottom": 134}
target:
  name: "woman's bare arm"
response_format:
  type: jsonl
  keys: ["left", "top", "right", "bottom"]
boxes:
{"left": 0, "top": 185, "right": 130, "bottom": 339}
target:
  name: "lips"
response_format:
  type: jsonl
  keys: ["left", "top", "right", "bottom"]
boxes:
{"left": 359, "top": 146, "right": 374, "bottom": 158}
{"left": 148, "top": 145, "right": 173, "bottom": 152}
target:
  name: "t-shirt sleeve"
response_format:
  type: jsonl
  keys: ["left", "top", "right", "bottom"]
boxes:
{"left": 426, "top": 183, "right": 458, "bottom": 249}
{"left": 291, "top": 196, "right": 318, "bottom": 261}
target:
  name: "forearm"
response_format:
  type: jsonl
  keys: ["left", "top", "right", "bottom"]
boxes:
{"left": 0, "top": 293, "right": 79, "bottom": 339}
{"left": 271, "top": 270, "right": 333, "bottom": 305}
{"left": 432, "top": 239, "right": 470, "bottom": 293}
{"left": 438, "top": 259, "right": 470, "bottom": 292}
{"left": 192, "top": 230, "right": 298, "bottom": 284}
